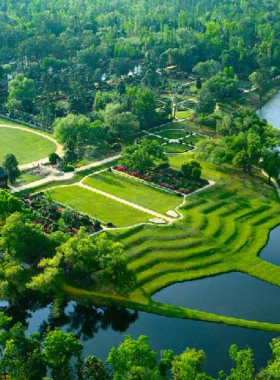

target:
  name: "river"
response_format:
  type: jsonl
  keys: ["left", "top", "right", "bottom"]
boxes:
{"left": 4, "top": 92, "right": 280, "bottom": 376}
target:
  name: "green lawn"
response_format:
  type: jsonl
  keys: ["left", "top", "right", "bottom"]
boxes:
{"left": 185, "top": 134, "right": 206, "bottom": 146}
{"left": 176, "top": 110, "right": 194, "bottom": 119}
{"left": 163, "top": 143, "right": 192, "bottom": 153}
{"left": 83, "top": 171, "right": 182, "bottom": 214}
{"left": 0, "top": 127, "right": 56, "bottom": 164}
{"left": 157, "top": 129, "right": 189, "bottom": 139}
{"left": 49, "top": 185, "right": 151, "bottom": 227}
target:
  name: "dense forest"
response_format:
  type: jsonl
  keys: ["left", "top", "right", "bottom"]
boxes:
{"left": 0, "top": 0, "right": 279, "bottom": 128}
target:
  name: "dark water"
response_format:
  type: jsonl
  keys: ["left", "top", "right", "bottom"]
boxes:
{"left": 153, "top": 272, "right": 280, "bottom": 324}
{"left": 13, "top": 298, "right": 276, "bottom": 376}
{"left": 261, "top": 225, "right": 280, "bottom": 266}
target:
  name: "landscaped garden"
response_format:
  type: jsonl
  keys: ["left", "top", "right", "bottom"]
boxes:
{"left": 0, "top": 126, "right": 56, "bottom": 165}
{"left": 21, "top": 193, "right": 101, "bottom": 234}
{"left": 113, "top": 163, "right": 209, "bottom": 195}
{"left": 49, "top": 185, "right": 151, "bottom": 227}
{"left": 83, "top": 170, "right": 183, "bottom": 214}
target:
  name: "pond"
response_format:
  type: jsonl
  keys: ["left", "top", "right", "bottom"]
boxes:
{"left": 1, "top": 297, "right": 276, "bottom": 377}
{"left": 261, "top": 224, "right": 280, "bottom": 266}
{"left": 258, "top": 90, "right": 280, "bottom": 130}
{"left": 152, "top": 272, "right": 280, "bottom": 324}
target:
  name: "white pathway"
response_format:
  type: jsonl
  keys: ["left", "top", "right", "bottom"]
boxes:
{"left": 12, "top": 154, "right": 121, "bottom": 193}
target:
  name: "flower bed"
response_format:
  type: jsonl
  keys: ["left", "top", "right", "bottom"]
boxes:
{"left": 21, "top": 193, "right": 102, "bottom": 235}
{"left": 113, "top": 166, "right": 209, "bottom": 195}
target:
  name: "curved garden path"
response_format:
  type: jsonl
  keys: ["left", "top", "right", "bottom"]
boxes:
{"left": 0, "top": 124, "right": 63, "bottom": 169}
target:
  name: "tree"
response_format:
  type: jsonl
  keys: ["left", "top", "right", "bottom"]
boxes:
{"left": 193, "top": 60, "right": 222, "bottom": 79}
{"left": 53, "top": 114, "right": 90, "bottom": 162}
{"left": 117, "top": 81, "right": 126, "bottom": 96}
{"left": 6, "top": 74, "right": 36, "bottom": 114}
{"left": 126, "top": 87, "right": 158, "bottom": 129}
{"left": 2, "top": 154, "right": 20, "bottom": 184}
{"left": 49, "top": 153, "right": 61, "bottom": 165}
{"left": 181, "top": 160, "right": 202, "bottom": 179}
{"left": 0, "top": 212, "right": 55, "bottom": 263}
{"left": 171, "top": 348, "right": 206, "bottom": 380}
{"left": 260, "top": 149, "right": 280, "bottom": 183}
{"left": 83, "top": 355, "right": 109, "bottom": 380}
{"left": 0, "top": 323, "right": 46, "bottom": 380}
{"left": 121, "top": 139, "right": 168, "bottom": 173}
{"left": 249, "top": 69, "right": 271, "bottom": 100}
{"left": 196, "top": 87, "right": 215, "bottom": 115}
{"left": 227, "top": 344, "right": 255, "bottom": 380}
{"left": 43, "top": 329, "right": 83, "bottom": 380}
{"left": 0, "top": 190, "right": 22, "bottom": 221}
{"left": 107, "top": 112, "right": 140, "bottom": 138}
{"left": 107, "top": 335, "right": 158, "bottom": 379}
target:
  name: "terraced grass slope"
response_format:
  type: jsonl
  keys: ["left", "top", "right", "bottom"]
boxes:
{"left": 64, "top": 153, "right": 280, "bottom": 332}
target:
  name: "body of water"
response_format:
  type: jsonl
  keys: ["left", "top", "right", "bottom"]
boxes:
{"left": 258, "top": 90, "right": 280, "bottom": 129}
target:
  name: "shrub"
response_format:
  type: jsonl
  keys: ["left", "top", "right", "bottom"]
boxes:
{"left": 181, "top": 160, "right": 202, "bottom": 179}
{"left": 61, "top": 165, "right": 75, "bottom": 172}
{"left": 49, "top": 153, "right": 61, "bottom": 165}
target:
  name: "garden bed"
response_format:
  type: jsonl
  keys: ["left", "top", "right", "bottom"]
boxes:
{"left": 21, "top": 193, "right": 102, "bottom": 235}
{"left": 113, "top": 165, "right": 209, "bottom": 195}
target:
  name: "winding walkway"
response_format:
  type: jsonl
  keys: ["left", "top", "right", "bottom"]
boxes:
{"left": 0, "top": 124, "right": 63, "bottom": 169}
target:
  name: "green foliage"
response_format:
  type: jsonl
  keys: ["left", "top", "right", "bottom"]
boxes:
{"left": 260, "top": 149, "right": 280, "bottom": 182}
{"left": 121, "top": 139, "right": 168, "bottom": 173}
{"left": 6, "top": 74, "right": 36, "bottom": 114}
{"left": 2, "top": 153, "right": 20, "bottom": 183}
{"left": 49, "top": 153, "right": 61, "bottom": 165}
{"left": 107, "top": 335, "right": 158, "bottom": 379}
{"left": 171, "top": 348, "right": 206, "bottom": 380}
{"left": 181, "top": 160, "right": 202, "bottom": 179}
{"left": 43, "top": 329, "right": 83, "bottom": 380}
{"left": 0, "top": 189, "right": 22, "bottom": 221}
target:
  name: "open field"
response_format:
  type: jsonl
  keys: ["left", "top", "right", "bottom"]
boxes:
{"left": 49, "top": 185, "right": 151, "bottom": 227}
{"left": 83, "top": 170, "right": 183, "bottom": 214}
{"left": 0, "top": 126, "right": 56, "bottom": 165}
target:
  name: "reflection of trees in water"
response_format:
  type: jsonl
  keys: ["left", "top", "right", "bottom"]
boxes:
{"left": 1, "top": 298, "right": 138, "bottom": 342}
{"left": 49, "top": 303, "right": 139, "bottom": 341}
{"left": 0, "top": 295, "right": 51, "bottom": 329}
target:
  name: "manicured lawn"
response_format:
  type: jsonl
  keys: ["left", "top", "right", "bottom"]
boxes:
{"left": 176, "top": 110, "right": 194, "bottom": 119}
{"left": 83, "top": 171, "right": 182, "bottom": 214}
{"left": 49, "top": 185, "right": 151, "bottom": 227}
{"left": 157, "top": 129, "right": 189, "bottom": 139}
{"left": 142, "top": 135, "right": 164, "bottom": 143}
{"left": 163, "top": 143, "right": 192, "bottom": 153}
{"left": 0, "top": 127, "right": 56, "bottom": 164}
{"left": 185, "top": 134, "right": 206, "bottom": 146}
